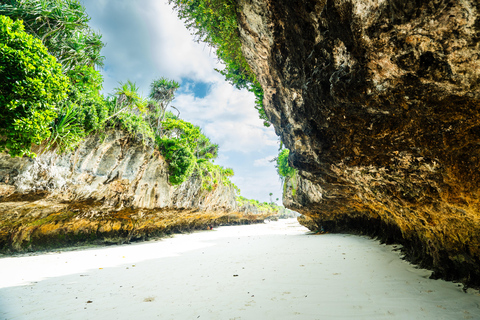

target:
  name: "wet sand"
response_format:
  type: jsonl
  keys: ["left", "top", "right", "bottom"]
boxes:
{"left": 0, "top": 219, "right": 479, "bottom": 319}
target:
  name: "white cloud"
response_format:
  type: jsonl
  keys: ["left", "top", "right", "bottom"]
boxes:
{"left": 138, "top": 1, "right": 221, "bottom": 83}
{"left": 253, "top": 155, "right": 276, "bottom": 167}
{"left": 173, "top": 81, "right": 279, "bottom": 153}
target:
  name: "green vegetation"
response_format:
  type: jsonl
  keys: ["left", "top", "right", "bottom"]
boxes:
{"left": 65, "top": 65, "right": 108, "bottom": 133}
{"left": 194, "top": 161, "right": 236, "bottom": 192}
{"left": 0, "top": 0, "right": 104, "bottom": 70}
{"left": 275, "top": 149, "right": 296, "bottom": 180}
{"left": 236, "top": 196, "right": 296, "bottom": 218}
{"left": 45, "top": 102, "right": 84, "bottom": 153}
{"left": 158, "top": 116, "right": 235, "bottom": 187}
{"left": 274, "top": 148, "right": 298, "bottom": 196}
{"left": 148, "top": 77, "right": 180, "bottom": 134}
{"left": 237, "top": 196, "right": 280, "bottom": 214}
{"left": 1, "top": 0, "right": 108, "bottom": 155}
{"left": 168, "top": 0, "right": 270, "bottom": 126}
{"left": 158, "top": 117, "right": 200, "bottom": 185}
{"left": 0, "top": 0, "right": 237, "bottom": 191}
{"left": 0, "top": 15, "right": 68, "bottom": 157}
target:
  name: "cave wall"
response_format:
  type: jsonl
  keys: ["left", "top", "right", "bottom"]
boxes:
{"left": 238, "top": 0, "right": 480, "bottom": 287}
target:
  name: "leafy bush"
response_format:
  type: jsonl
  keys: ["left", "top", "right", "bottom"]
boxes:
{"left": 110, "top": 111, "right": 154, "bottom": 142}
{"left": 194, "top": 132, "right": 218, "bottom": 160}
{"left": 65, "top": 65, "right": 109, "bottom": 133}
{"left": 66, "top": 65, "right": 104, "bottom": 104}
{"left": 0, "top": 15, "right": 68, "bottom": 157}
{"left": 194, "top": 161, "right": 235, "bottom": 191}
{"left": 158, "top": 137, "right": 196, "bottom": 185}
{"left": 161, "top": 118, "right": 201, "bottom": 151}
{"left": 157, "top": 116, "right": 237, "bottom": 188}
{"left": 157, "top": 118, "right": 200, "bottom": 185}
{"left": 276, "top": 149, "right": 296, "bottom": 179}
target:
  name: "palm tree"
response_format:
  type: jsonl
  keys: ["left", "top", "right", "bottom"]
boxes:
{"left": 269, "top": 192, "right": 273, "bottom": 203}
{"left": 105, "top": 80, "right": 146, "bottom": 121}
{"left": 149, "top": 77, "right": 180, "bottom": 134}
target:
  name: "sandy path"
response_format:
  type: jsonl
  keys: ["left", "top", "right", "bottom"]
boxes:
{"left": 0, "top": 219, "right": 479, "bottom": 319}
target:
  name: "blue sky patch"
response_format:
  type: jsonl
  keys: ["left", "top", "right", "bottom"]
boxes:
{"left": 180, "top": 78, "right": 212, "bottom": 98}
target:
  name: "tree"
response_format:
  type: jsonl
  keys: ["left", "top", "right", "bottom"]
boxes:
{"left": 269, "top": 192, "right": 273, "bottom": 203}
{"left": 0, "top": 15, "right": 68, "bottom": 157}
{"left": 157, "top": 118, "right": 201, "bottom": 185}
{"left": 148, "top": 77, "right": 180, "bottom": 135}
{"left": 106, "top": 80, "right": 146, "bottom": 121}
{"left": 65, "top": 64, "right": 109, "bottom": 134}
{"left": 159, "top": 137, "right": 196, "bottom": 185}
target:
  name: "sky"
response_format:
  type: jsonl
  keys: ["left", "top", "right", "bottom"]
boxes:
{"left": 80, "top": 0, "right": 283, "bottom": 204}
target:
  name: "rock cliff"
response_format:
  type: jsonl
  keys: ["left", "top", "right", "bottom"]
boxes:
{"left": 0, "top": 131, "right": 270, "bottom": 252}
{"left": 238, "top": 0, "right": 480, "bottom": 287}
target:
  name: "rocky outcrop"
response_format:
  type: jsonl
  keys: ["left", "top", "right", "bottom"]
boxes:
{"left": 0, "top": 131, "right": 270, "bottom": 252}
{"left": 238, "top": 0, "right": 480, "bottom": 287}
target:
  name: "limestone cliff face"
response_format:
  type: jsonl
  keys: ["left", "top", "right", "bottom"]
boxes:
{"left": 238, "top": 0, "right": 480, "bottom": 287}
{"left": 0, "top": 131, "right": 267, "bottom": 252}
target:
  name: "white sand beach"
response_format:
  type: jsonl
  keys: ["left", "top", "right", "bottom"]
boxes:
{"left": 0, "top": 219, "right": 479, "bottom": 319}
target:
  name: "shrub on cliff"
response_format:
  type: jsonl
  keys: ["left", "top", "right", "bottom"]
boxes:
{"left": 65, "top": 65, "right": 109, "bottom": 134}
{"left": 159, "top": 137, "right": 197, "bottom": 185}
{"left": 157, "top": 118, "right": 200, "bottom": 185}
{"left": 156, "top": 116, "right": 236, "bottom": 189}
{"left": 194, "top": 161, "right": 236, "bottom": 192}
{"left": 0, "top": 15, "right": 69, "bottom": 157}
{"left": 276, "top": 149, "right": 296, "bottom": 180}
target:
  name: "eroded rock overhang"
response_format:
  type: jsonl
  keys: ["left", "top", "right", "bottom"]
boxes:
{"left": 237, "top": 0, "right": 480, "bottom": 287}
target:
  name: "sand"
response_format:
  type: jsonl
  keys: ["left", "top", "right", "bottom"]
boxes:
{"left": 0, "top": 219, "right": 479, "bottom": 319}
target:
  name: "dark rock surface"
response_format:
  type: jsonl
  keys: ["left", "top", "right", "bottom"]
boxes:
{"left": 238, "top": 0, "right": 480, "bottom": 287}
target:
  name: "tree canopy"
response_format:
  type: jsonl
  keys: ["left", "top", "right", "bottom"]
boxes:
{"left": 0, "top": 0, "right": 105, "bottom": 70}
